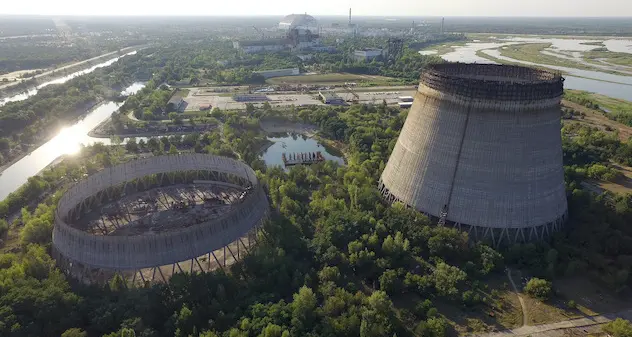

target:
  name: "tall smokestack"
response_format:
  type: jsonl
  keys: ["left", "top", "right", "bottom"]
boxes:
{"left": 349, "top": 8, "right": 352, "bottom": 26}
{"left": 441, "top": 17, "right": 445, "bottom": 34}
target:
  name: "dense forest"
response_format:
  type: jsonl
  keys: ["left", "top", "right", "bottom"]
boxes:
{"left": 1, "top": 98, "right": 632, "bottom": 336}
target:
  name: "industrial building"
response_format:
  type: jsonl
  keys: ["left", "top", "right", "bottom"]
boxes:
{"left": 278, "top": 14, "right": 319, "bottom": 31}
{"left": 167, "top": 95, "right": 186, "bottom": 112}
{"left": 233, "top": 94, "right": 268, "bottom": 102}
{"left": 52, "top": 154, "right": 270, "bottom": 284}
{"left": 319, "top": 91, "right": 345, "bottom": 104}
{"left": 353, "top": 48, "right": 383, "bottom": 62}
{"left": 234, "top": 14, "right": 322, "bottom": 54}
{"left": 254, "top": 67, "right": 300, "bottom": 79}
{"left": 379, "top": 63, "right": 567, "bottom": 246}
{"left": 232, "top": 40, "right": 286, "bottom": 54}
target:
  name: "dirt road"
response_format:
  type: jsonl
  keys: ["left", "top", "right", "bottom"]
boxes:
{"left": 507, "top": 268, "right": 529, "bottom": 327}
{"left": 474, "top": 308, "right": 632, "bottom": 337}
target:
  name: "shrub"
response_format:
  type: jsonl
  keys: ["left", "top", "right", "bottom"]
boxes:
{"left": 524, "top": 278, "right": 552, "bottom": 301}
{"left": 602, "top": 318, "right": 632, "bottom": 337}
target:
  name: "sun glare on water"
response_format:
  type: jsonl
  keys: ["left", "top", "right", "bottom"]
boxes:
{"left": 54, "top": 127, "right": 82, "bottom": 155}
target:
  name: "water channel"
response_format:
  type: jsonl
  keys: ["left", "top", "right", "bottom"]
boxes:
{"left": 261, "top": 133, "right": 344, "bottom": 168}
{"left": 0, "top": 51, "right": 137, "bottom": 106}
{"left": 431, "top": 38, "right": 632, "bottom": 101}
{"left": 0, "top": 82, "right": 145, "bottom": 201}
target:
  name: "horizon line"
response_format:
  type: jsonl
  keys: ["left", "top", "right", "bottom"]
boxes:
{"left": 1, "top": 13, "right": 632, "bottom": 18}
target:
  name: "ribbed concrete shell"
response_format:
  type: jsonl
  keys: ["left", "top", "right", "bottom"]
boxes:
{"left": 380, "top": 64, "right": 567, "bottom": 243}
{"left": 53, "top": 154, "right": 269, "bottom": 273}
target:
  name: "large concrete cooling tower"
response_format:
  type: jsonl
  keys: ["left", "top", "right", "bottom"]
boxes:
{"left": 379, "top": 63, "right": 567, "bottom": 246}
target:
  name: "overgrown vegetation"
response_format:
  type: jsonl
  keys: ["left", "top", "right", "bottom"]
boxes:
{"left": 0, "top": 94, "right": 631, "bottom": 336}
{"left": 564, "top": 90, "right": 632, "bottom": 127}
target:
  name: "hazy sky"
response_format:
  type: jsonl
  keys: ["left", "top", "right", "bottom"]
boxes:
{"left": 1, "top": 0, "right": 630, "bottom": 17}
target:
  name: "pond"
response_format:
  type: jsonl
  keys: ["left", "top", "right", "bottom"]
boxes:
{"left": 261, "top": 133, "right": 344, "bottom": 169}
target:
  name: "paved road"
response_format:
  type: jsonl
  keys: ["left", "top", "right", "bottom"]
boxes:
{"left": 474, "top": 308, "right": 632, "bottom": 337}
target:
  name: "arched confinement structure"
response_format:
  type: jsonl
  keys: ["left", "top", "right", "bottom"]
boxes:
{"left": 379, "top": 63, "right": 568, "bottom": 246}
{"left": 53, "top": 154, "right": 269, "bottom": 285}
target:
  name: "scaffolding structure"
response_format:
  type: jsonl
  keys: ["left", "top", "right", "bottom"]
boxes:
{"left": 52, "top": 154, "right": 270, "bottom": 285}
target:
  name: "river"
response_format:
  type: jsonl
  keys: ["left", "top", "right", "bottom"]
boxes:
{"left": 432, "top": 38, "right": 632, "bottom": 101}
{"left": 0, "top": 82, "right": 145, "bottom": 201}
{"left": 0, "top": 51, "right": 137, "bottom": 106}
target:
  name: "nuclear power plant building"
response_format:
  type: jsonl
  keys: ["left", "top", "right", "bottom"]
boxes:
{"left": 379, "top": 63, "right": 568, "bottom": 246}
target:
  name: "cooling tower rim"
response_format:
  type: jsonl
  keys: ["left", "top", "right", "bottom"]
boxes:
{"left": 425, "top": 63, "right": 564, "bottom": 84}
{"left": 420, "top": 63, "right": 564, "bottom": 101}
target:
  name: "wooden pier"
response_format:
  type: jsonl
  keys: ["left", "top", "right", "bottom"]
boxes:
{"left": 282, "top": 151, "right": 325, "bottom": 166}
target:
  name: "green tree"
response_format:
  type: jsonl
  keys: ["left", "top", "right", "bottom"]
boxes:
{"left": 169, "top": 144, "right": 178, "bottom": 155}
{"left": 61, "top": 328, "right": 87, "bottom": 337}
{"left": 174, "top": 305, "right": 194, "bottom": 337}
{"left": 524, "top": 278, "right": 552, "bottom": 301}
{"left": 360, "top": 291, "right": 394, "bottom": 337}
{"left": 211, "top": 107, "right": 223, "bottom": 119}
{"left": 379, "top": 269, "right": 402, "bottom": 294}
{"left": 125, "top": 138, "right": 139, "bottom": 153}
{"left": 20, "top": 217, "right": 52, "bottom": 246}
{"left": 432, "top": 262, "right": 466, "bottom": 297}
{"left": 416, "top": 317, "right": 448, "bottom": 337}
{"left": 291, "top": 286, "right": 317, "bottom": 332}
{"left": 259, "top": 324, "right": 288, "bottom": 337}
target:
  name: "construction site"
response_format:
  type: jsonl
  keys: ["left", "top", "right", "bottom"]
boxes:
{"left": 52, "top": 154, "right": 270, "bottom": 285}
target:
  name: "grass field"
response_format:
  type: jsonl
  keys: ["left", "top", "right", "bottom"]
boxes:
{"left": 521, "top": 295, "right": 577, "bottom": 325}
{"left": 581, "top": 41, "right": 606, "bottom": 46}
{"left": 499, "top": 43, "right": 591, "bottom": 70}
{"left": 583, "top": 49, "right": 632, "bottom": 67}
{"left": 562, "top": 97, "right": 632, "bottom": 142}
{"left": 431, "top": 277, "right": 523, "bottom": 335}
{"left": 510, "top": 270, "right": 632, "bottom": 327}
{"left": 266, "top": 73, "right": 399, "bottom": 85}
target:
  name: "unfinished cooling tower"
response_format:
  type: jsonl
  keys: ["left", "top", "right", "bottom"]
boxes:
{"left": 379, "top": 63, "right": 567, "bottom": 246}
